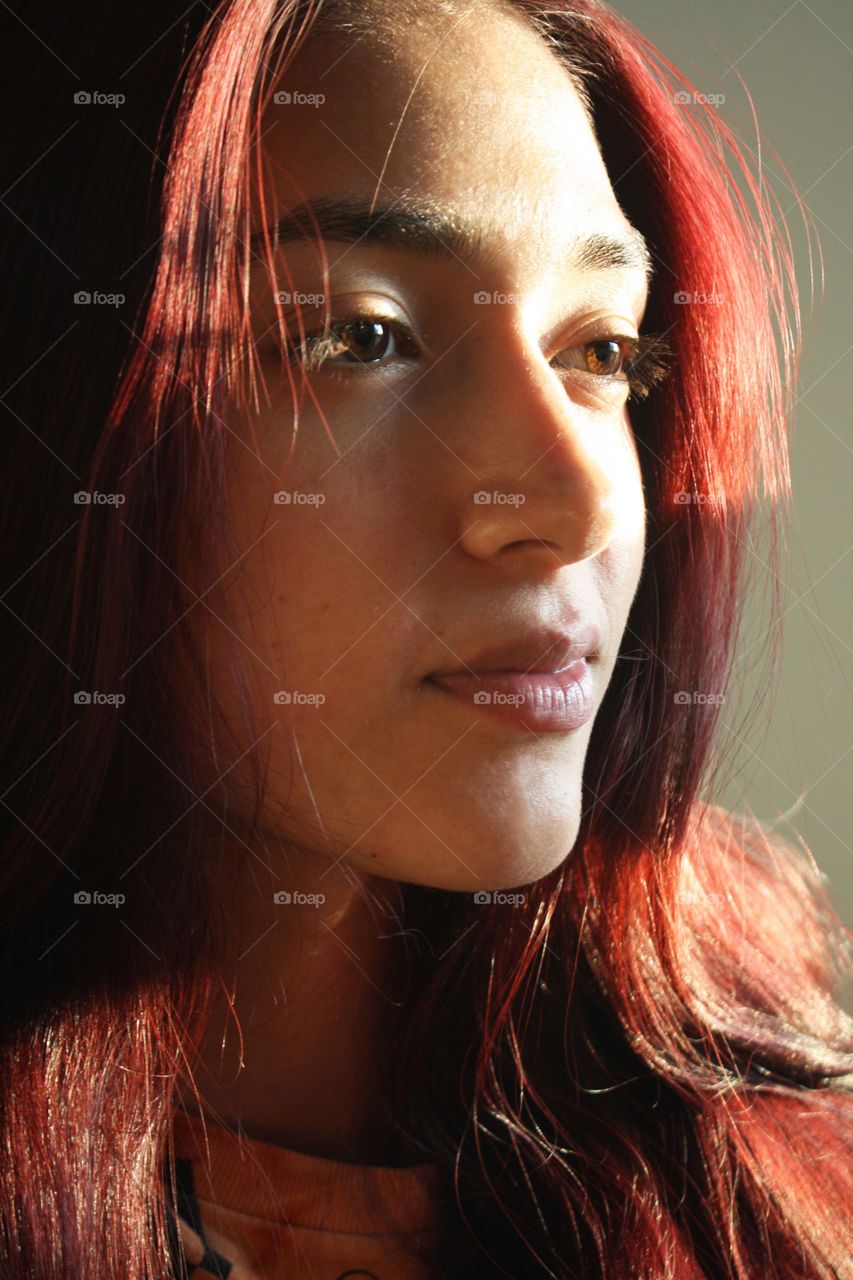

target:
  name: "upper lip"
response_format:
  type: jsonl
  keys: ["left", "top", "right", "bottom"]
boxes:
{"left": 429, "top": 622, "right": 602, "bottom": 677}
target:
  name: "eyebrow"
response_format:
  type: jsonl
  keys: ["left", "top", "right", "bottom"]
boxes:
{"left": 249, "top": 195, "right": 653, "bottom": 283}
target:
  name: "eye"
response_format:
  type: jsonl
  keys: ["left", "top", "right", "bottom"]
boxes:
{"left": 557, "top": 337, "right": 629, "bottom": 378}
{"left": 282, "top": 310, "right": 674, "bottom": 400}
{"left": 553, "top": 332, "right": 674, "bottom": 402}
{"left": 285, "top": 314, "right": 418, "bottom": 372}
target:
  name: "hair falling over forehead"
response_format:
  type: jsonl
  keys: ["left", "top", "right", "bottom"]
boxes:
{"left": 0, "top": 1, "right": 851, "bottom": 1278}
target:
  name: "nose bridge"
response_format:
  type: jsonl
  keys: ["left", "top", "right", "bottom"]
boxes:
{"left": 456, "top": 315, "right": 623, "bottom": 566}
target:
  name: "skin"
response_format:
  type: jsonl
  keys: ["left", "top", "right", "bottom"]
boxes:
{"left": 178, "top": 0, "right": 650, "bottom": 1163}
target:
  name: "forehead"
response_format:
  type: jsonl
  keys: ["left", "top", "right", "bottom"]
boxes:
{"left": 257, "top": 4, "right": 633, "bottom": 278}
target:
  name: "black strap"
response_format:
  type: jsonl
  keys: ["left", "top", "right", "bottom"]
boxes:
{"left": 171, "top": 1155, "right": 235, "bottom": 1278}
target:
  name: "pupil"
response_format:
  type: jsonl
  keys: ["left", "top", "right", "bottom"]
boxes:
{"left": 592, "top": 340, "right": 620, "bottom": 373}
{"left": 347, "top": 320, "right": 387, "bottom": 359}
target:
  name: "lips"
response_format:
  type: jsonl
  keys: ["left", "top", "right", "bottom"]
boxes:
{"left": 428, "top": 622, "right": 602, "bottom": 679}
{"left": 426, "top": 661, "right": 597, "bottom": 733}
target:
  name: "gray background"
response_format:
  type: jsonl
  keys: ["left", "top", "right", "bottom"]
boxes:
{"left": 608, "top": 1, "right": 852, "bottom": 928}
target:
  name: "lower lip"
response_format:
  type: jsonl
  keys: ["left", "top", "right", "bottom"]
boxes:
{"left": 426, "top": 660, "right": 595, "bottom": 733}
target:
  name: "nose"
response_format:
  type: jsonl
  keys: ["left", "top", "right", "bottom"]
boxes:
{"left": 455, "top": 327, "right": 640, "bottom": 569}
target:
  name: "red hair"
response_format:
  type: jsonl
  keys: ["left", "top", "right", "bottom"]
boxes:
{"left": 1, "top": 0, "right": 850, "bottom": 1276}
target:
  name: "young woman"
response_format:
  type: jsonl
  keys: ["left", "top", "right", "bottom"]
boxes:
{"left": 1, "top": 0, "right": 850, "bottom": 1276}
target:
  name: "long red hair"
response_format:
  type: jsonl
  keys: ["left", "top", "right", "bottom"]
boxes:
{"left": 1, "top": 1, "right": 850, "bottom": 1276}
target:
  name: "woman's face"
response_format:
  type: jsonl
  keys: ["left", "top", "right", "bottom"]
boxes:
{"left": 197, "top": 2, "right": 650, "bottom": 893}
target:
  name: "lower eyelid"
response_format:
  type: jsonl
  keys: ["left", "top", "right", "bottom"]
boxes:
{"left": 554, "top": 364, "right": 635, "bottom": 409}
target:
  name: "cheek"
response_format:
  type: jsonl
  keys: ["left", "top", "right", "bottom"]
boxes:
{"left": 605, "top": 520, "right": 646, "bottom": 632}
{"left": 220, "top": 463, "right": 426, "bottom": 707}
{"left": 598, "top": 427, "right": 646, "bottom": 621}
{"left": 611, "top": 412, "right": 646, "bottom": 537}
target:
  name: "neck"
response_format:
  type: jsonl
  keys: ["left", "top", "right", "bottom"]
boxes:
{"left": 177, "top": 834, "right": 416, "bottom": 1166}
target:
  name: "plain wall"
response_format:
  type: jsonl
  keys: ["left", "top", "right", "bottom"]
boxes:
{"left": 607, "top": 0, "right": 852, "bottom": 927}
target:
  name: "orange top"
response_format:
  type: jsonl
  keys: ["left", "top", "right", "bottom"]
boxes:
{"left": 168, "top": 1108, "right": 448, "bottom": 1280}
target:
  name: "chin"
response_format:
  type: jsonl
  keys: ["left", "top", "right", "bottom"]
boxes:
{"left": 352, "top": 802, "right": 583, "bottom": 895}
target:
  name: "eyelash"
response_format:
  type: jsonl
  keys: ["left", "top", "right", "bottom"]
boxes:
{"left": 282, "top": 312, "right": 674, "bottom": 402}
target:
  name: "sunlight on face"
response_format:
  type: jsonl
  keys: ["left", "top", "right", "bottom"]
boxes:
{"left": 189, "top": 1, "right": 649, "bottom": 892}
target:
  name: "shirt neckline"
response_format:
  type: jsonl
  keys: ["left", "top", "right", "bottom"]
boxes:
{"left": 170, "top": 1106, "right": 447, "bottom": 1236}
